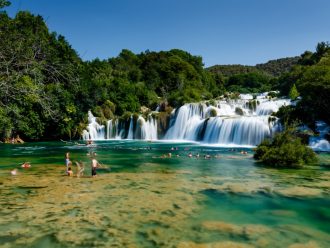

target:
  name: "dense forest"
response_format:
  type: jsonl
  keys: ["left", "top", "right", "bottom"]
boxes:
{"left": 207, "top": 57, "right": 299, "bottom": 78}
{"left": 0, "top": 3, "right": 329, "bottom": 141}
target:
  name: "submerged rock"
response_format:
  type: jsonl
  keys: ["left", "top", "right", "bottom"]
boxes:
{"left": 276, "top": 186, "right": 323, "bottom": 198}
{"left": 288, "top": 241, "right": 320, "bottom": 248}
{"left": 202, "top": 221, "right": 272, "bottom": 239}
{"left": 178, "top": 241, "right": 254, "bottom": 248}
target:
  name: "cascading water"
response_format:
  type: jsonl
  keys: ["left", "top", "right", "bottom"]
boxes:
{"left": 82, "top": 111, "right": 105, "bottom": 140}
{"left": 83, "top": 112, "right": 158, "bottom": 141}
{"left": 256, "top": 99, "right": 290, "bottom": 116}
{"left": 82, "top": 93, "right": 294, "bottom": 147}
{"left": 309, "top": 121, "right": 330, "bottom": 151}
{"left": 163, "top": 95, "right": 289, "bottom": 146}
{"left": 127, "top": 116, "right": 134, "bottom": 139}
{"left": 138, "top": 115, "right": 158, "bottom": 140}
{"left": 165, "top": 104, "right": 207, "bottom": 140}
{"left": 202, "top": 116, "right": 272, "bottom": 146}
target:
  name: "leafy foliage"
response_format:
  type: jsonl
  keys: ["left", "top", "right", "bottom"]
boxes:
{"left": 277, "top": 42, "right": 330, "bottom": 129}
{"left": 0, "top": 0, "right": 10, "bottom": 9}
{"left": 255, "top": 57, "right": 300, "bottom": 77}
{"left": 254, "top": 125, "right": 318, "bottom": 168}
{"left": 289, "top": 84, "right": 299, "bottom": 100}
{"left": 206, "top": 57, "right": 299, "bottom": 93}
{"left": 207, "top": 64, "right": 259, "bottom": 77}
{"left": 225, "top": 72, "right": 271, "bottom": 93}
{"left": 0, "top": 11, "right": 81, "bottom": 140}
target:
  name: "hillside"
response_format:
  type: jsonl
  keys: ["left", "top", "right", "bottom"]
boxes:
{"left": 207, "top": 56, "right": 300, "bottom": 78}
{"left": 256, "top": 57, "right": 300, "bottom": 77}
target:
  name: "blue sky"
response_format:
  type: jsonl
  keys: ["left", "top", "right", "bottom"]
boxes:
{"left": 5, "top": 0, "right": 330, "bottom": 67}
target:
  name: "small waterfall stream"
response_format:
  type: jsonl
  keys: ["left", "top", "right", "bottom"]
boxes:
{"left": 127, "top": 116, "right": 134, "bottom": 139}
{"left": 82, "top": 111, "right": 105, "bottom": 140}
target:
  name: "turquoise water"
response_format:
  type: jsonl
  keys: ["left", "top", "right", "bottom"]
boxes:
{"left": 0, "top": 141, "right": 329, "bottom": 247}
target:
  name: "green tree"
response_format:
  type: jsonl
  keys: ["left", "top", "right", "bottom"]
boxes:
{"left": 0, "top": 0, "right": 10, "bottom": 9}
{"left": 296, "top": 53, "right": 330, "bottom": 126}
{"left": 254, "top": 125, "right": 317, "bottom": 168}
{"left": 289, "top": 83, "right": 299, "bottom": 100}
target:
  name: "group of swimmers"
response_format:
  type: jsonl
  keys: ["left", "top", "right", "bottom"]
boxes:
{"left": 10, "top": 162, "right": 31, "bottom": 175}
{"left": 65, "top": 151, "right": 102, "bottom": 177}
{"left": 10, "top": 152, "right": 102, "bottom": 177}
{"left": 157, "top": 147, "right": 249, "bottom": 160}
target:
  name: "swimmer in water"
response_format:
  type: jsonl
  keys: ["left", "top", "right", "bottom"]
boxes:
{"left": 67, "top": 167, "right": 73, "bottom": 176}
{"left": 91, "top": 157, "right": 100, "bottom": 177}
{"left": 65, "top": 152, "right": 70, "bottom": 173}
{"left": 75, "top": 161, "right": 84, "bottom": 177}
{"left": 21, "top": 162, "right": 31, "bottom": 168}
{"left": 204, "top": 154, "right": 211, "bottom": 159}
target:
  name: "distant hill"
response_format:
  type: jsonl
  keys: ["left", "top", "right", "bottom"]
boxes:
{"left": 255, "top": 57, "right": 300, "bottom": 77}
{"left": 207, "top": 56, "right": 300, "bottom": 77}
{"left": 207, "top": 64, "right": 259, "bottom": 77}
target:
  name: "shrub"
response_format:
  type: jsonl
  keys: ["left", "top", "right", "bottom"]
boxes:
{"left": 209, "top": 108, "right": 218, "bottom": 117}
{"left": 267, "top": 91, "right": 279, "bottom": 98}
{"left": 246, "top": 100, "right": 259, "bottom": 111}
{"left": 254, "top": 126, "right": 318, "bottom": 168}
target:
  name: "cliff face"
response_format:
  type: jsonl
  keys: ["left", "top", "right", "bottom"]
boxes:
{"left": 156, "top": 109, "right": 172, "bottom": 139}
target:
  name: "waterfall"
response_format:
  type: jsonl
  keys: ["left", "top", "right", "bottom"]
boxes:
{"left": 83, "top": 111, "right": 105, "bottom": 140}
{"left": 165, "top": 103, "right": 206, "bottom": 140}
{"left": 82, "top": 93, "right": 293, "bottom": 147}
{"left": 114, "top": 119, "right": 122, "bottom": 139}
{"left": 138, "top": 115, "right": 158, "bottom": 140}
{"left": 309, "top": 121, "right": 330, "bottom": 151}
{"left": 127, "top": 115, "right": 134, "bottom": 139}
{"left": 107, "top": 120, "right": 113, "bottom": 139}
{"left": 203, "top": 116, "right": 271, "bottom": 146}
{"left": 256, "top": 99, "right": 290, "bottom": 115}
{"left": 163, "top": 96, "right": 290, "bottom": 146}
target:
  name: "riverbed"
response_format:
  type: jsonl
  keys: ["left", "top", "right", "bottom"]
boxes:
{"left": 0, "top": 141, "right": 329, "bottom": 247}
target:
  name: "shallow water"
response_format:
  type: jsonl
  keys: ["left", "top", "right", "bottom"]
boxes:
{"left": 0, "top": 141, "right": 329, "bottom": 247}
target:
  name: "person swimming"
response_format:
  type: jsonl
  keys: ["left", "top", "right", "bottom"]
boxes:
{"left": 91, "top": 158, "right": 100, "bottom": 177}
{"left": 21, "top": 162, "right": 31, "bottom": 168}
{"left": 204, "top": 154, "right": 211, "bottom": 159}
{"left": 11, "top": 169, "right": 18, "bottom": 176}
{"left": 65, "top": 152, "right": 70, "bottom": 173}
{"left": 75, "top": 161, "right": 84, "bottom": 177}
{"left": 67, "top": 167, "right": 73, "bottom": 176}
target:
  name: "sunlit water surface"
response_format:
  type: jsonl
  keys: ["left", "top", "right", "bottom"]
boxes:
{"left": 0, "top": 141, "right": 329, "bottom": 247}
